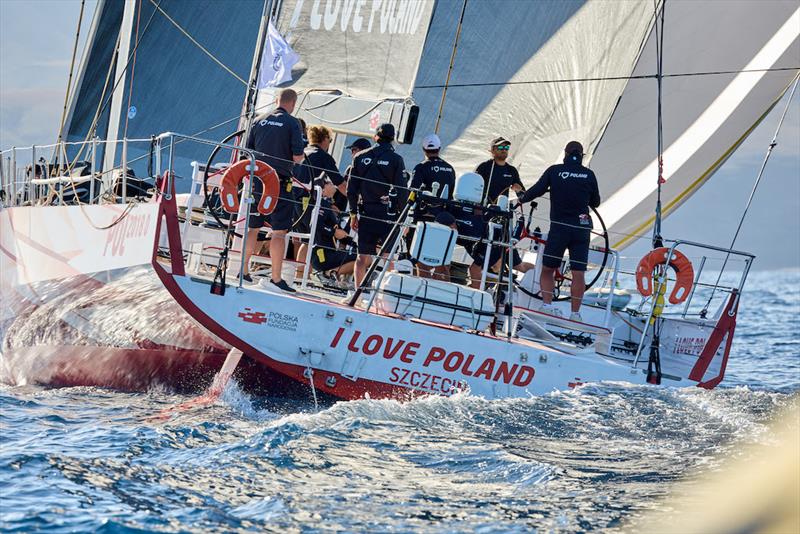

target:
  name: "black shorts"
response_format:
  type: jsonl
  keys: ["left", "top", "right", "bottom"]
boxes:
{"left": 249, "top": 175, "right": 294, "bottom": 232}
{"left": 312, "top": 248, "right": 357, "bottom": 272}
{"left": 542, "top": 225, "right": 591, "bottom": 271}
{"left": 291, "top": 188, "right": 312, "bottom": 234}
{"left": 357, "top": 205, "right": 392, "bottom": 255}
{"left": 470, "top": 242, "right": 522, "bottom": 270}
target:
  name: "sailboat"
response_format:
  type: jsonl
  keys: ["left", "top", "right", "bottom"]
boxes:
{"left": 1, "top": 0, "right": 797, "bottom": 395}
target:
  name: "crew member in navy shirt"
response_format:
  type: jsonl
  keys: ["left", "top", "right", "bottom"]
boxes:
{"left": 244, "top": 88, "right": 305, "bottom": 293}
{"left": 519, "top": 141, "right": 601, "bottom": 321}
{"left": 475, "top": 137, "right": 525, "bottom": 205}
{"left": 410, "top": 133, "right": 455, "bottom": 215}
{"left": 347, "top": 123, "right": 406, "bottom": 287}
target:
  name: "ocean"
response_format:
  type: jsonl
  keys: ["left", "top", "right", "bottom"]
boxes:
{"left": 1, "top": 270, "right": 798, "bottom": 532}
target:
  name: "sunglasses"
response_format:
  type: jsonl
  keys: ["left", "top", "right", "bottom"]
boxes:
{"left": 494, "top": 145, "right": 510, "bottom": 151}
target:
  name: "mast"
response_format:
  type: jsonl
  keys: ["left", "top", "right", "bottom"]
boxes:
{"left": 239, "top": 0, "right": 275, "bottom": 137}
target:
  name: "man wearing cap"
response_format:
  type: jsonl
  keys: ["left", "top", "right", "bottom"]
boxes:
{"left": 346, "top": 123, "right": 406, "bottom": 287}
{"left": 243, "top": 88, "right": 305, "bottom": 293}
{"left": 410, "top": 133, "right": 455, "bottom": 207}
{"left": 475, "top": 137, "right": 525, "bottom": 206}
{"left": 340, "top": 137, "right": 372, "bottom": 213}
{"left": 519, "top": 141, "right": 601, "bottom": 321}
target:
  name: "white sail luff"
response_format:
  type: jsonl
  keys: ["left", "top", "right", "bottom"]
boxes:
{"left": 599, "top": 6, "right": 800, "bottom": 231}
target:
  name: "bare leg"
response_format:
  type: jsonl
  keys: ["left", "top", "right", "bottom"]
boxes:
{"left": 570, "top": 270, "right": 586, "bottom": 313}
{"left": 468, "top": 263, "right": 482, "bottom": 289}
{"left": 295, "top": 242, "right": 308, "bottom": 277}
{"left": 335, "top": 261, "right": 356, "bottom": 277}
{"left": 417, "top": 263, "right": 434, "bottom": 279}
{"left": 270, "top": 229, "right": 287, "bottom": 283}
{"left": 540, "top": 266, "right": 556, "bottom": 304}
{"left": 243, "top": 228, "right": 261, "bottom": 275}
{"left": 434, "top": 265, "right": 450, "bottom": 282}
{"left": 354, "top": 254, "right": 371, "bottom": 287}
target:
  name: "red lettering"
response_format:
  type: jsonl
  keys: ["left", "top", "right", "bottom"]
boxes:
{"left": 443, "top": 351, "right": 464, "bottom": 372}
{"left": 430, "top": 375, "right": 440, "bottom": 391}
{"left": 382, "top": 338, "right": 405, "bottom": 359}
{"left": 410, "top": 371, "right": 421, "bottom": 387}
{"left": 330, "top": 327, "right": 346, "bottom": 348}
{"left": 513, "top": 366, "right": 535, "bottom": 387}
{"left": 400, "top": 342, "right": 419, "bottom": 363}
{"left": 493, "top": 362, "right": 519, "bottom": 384}
{"left": 362, "top": 334, "right": 383, "bottom": 355}
{"left": 347, "top": 330, "right": 362, "bottom": 352}
{"left": 461, "top": 354, "right": 476, "bottom": 376}
{"left": 423, "top": 346, "right": 446, "bottom": 367}
{"left": 441, "top": 378, "right": 451, "bottom": 394}
{"left": 474, "top": 358, "right": 495, "bottom": 380}
{"left": 420, "top": 372, "right": 431, "bottom": 389}
{"left": 389, "top": 367, "right": 400, "bottom": 383}
{"left": 399, "top": 368, "right": 411, "bottom": 385}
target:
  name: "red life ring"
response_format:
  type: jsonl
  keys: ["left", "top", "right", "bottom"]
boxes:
{"left": 219, "top": 159, "right": 280, "bottom": 215}
{"left": 635, "top": 247, "right": 694, "bottom": 305}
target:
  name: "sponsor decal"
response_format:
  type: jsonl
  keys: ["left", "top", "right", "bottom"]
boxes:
{"left": 239, "top": 308, "right": 268, "bottom": 324}
{"left": 559, "top": 171, "right": 588, "bottom": 179}
{"left": 369, "top": 110, "right": 381, "bottom": 130}
{"left": 102, "top": 212, "right": 152, "bottom": 257}
{"left": 330, "top": 327, "right": 535, "bottom": 387}
{"left": 290, "top": 0, "right": 429, "bottom": 35}
{"left": 673, "top": 336, "right": 706, "bottom": 356}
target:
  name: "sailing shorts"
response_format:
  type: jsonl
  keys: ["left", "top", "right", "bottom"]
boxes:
{"left": 291, "top": 188, "right": 312, "bottom": 235}
{"left": 542, "top": 224, "right": 591, "bottom": 271}
{"left": 312, "top": 248, "right": 357, "bottom": 272}
{"left": 357, "top": 205, "right": 392, "bottom": 255}
{"left": 249, "top": 174, "right": 294, "bottom": 232}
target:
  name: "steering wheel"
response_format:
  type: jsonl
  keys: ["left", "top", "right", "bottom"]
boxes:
{"left": 515, "top": 204, "right": 610, "bottom": 302}
{"left": 203, "top": 129, "right": 245, "bottom": 236}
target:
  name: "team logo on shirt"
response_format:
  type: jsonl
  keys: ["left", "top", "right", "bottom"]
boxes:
{"left": 560, "top": 171, "right": 588, "bottom": 179}
{"left": 362, "top": 157, "right": 372, "bottom": 166}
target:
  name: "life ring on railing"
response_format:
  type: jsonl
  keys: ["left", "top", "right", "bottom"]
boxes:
{"left": 219, "top": 159, "right": 280, "bottom": 215}
{"left": 635, "top": 247, "right": 694, "bottom": 305}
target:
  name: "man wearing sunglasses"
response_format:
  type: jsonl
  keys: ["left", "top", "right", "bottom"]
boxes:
{"left": 519, "top": 140, "right": 601, "bottom": 321}
{"left": 475, "top": 137, "right": 525, "bottom": 206}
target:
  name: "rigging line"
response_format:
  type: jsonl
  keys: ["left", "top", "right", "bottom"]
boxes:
{"left": 701, "top": 73, "right": 800, "bottom": 315}
{"left": 434, "top": 0, "right": 468, "bottom": 134}
{"left": 147, "top": 0, "right": 247, "bottom": 86}
{"left": 653, "top": 0, "right": 665, "bottom": 247}
{"left": 414, "top": 67, "right": 800, "bottom": 89}
{"left": 54, "top": 0, "right": 86, "bottom": 166}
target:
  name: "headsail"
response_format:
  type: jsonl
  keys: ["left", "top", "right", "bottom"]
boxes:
{"left": 592, "top": 1, "right": 800, "bottom": 249}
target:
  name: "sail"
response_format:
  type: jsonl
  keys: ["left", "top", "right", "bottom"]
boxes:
{"left": 592, "top": 1, "right": 800, "bottom": 249}
{"left": 63, "top": 0, "right": 125, "bottom": 162}
{"left": 405, "top": 0, "right": 655, "bottom": 193}
{"left": 272, "top": 0, "right": 436, "bottom": 100}
{"left": 99, "top": 0, "right": 264, "bottom": 182}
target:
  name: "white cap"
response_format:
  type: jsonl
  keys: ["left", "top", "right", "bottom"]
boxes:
{"left": 421, "top": 133, "right": 441, "bottom": 151}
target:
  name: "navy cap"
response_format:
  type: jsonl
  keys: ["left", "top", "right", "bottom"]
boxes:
{"left": 346, "top": 138, "right": 371, "bottom": 151}
{"left": 376, "top": 123, "right": 395, "bottom": 140}
{"left": 565, "top": 140, "right": 584, "bottom": 156}
{"left": 434, "top": 210, "right": 457, "bottom": 227}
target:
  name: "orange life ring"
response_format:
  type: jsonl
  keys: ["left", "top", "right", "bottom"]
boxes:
{"left": 219, "top": 159, "right": 280, "bottom": 215}
{"left": 635, "top": 247, "right": 694, "bottom": 305}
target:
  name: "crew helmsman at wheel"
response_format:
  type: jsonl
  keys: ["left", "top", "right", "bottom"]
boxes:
{"left": 244, "top": 88, "right": 305, "bottom": 293}
{"left": 347, "top": 123, "right": 406, "bottom": 287}
{"left": 519, "top": 141, "right": 601, "bottom": 321}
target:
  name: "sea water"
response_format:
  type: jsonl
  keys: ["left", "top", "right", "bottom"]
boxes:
{"left": 1, "top": 270, "right": 798, "bottom": 532}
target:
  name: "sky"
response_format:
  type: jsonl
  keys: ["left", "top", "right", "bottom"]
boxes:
{"left": 1, "top": 0, "right": 799, "bottom": 270}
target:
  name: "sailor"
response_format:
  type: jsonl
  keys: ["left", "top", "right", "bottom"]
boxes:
{"left": 475, "top": 137, "right": 525, "bottom": 205}
{"left": 340, "top": 137, "right": 372, "bottom": 213}
{"left": 243, "top": 88, "right": 305, "bottom": 292}
{"left": 347, "top": 123, "right": 406, "bottom": 287}
{"left": 408, "top": 133, "right": 456, "bottom": 279}
{"left": 292, "top": 125, "right": 346, "bottom": 264}
{"left": 410, "top": 133, "right": 455, "bottom": 212}
{"left": 519, "top": 141, "right": 601, "bottom": 321}
{"left": 311, "top": 176, "right": 357, "bottom": 283}
{"left": 468, "top": 137, "right": 532, "bottom": 286}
